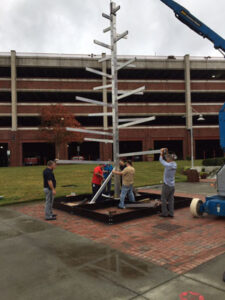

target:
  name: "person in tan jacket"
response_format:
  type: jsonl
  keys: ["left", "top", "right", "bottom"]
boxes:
{"left": 113, "top": 160, "right": 135, "bottom": 208}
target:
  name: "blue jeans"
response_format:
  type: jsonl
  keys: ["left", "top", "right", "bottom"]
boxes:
{"left": 119, "top": 185, "right": 135, "bottom": 208}
{"left": 104, "top": 179, "right": 112, "bottom": 195}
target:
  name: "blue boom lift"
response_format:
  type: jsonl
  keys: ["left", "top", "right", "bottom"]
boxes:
{"left": 159, "top": 0, "right": 225, "bottom": 217}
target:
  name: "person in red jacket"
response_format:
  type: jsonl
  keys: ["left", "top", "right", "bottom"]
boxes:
{"left": 92, "top": 163, "right": 104, "bottom": 202}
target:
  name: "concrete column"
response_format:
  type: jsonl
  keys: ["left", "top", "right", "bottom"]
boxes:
{"left": 57, "top": 143, "right": 68, "bottom": 160}
{"left": 9, "top": 137, "right": 22, "bottom": 167}
{"left": 184, "top": 54, "right": 194, "bottom": 162}
{"left": 102, "top": 53, "right": 108, "bottom": 130}
{"left": 100, "top": 143, "right": 112, "bottom": 161}
{"left": 184, "top": 54, "right": 192, "bottom": 130}
{"left": 11, "top": 50, "right": 17, "bottom": 131}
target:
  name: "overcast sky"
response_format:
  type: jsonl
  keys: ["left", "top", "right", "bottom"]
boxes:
{"left": 0, "top": 0, "right": 225, "bottom": 57}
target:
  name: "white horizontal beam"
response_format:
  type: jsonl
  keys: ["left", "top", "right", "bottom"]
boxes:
{"left": 93, "top": 84, "right": 112, "bottom": 91}
{"left": 119, "top": 149, "right": 161, "bottom": 158}
{"left": 114, "top": 30, "right": 128, "bottom": 43}
{"left": 88, "top": 112, "right": 113, "bottom": 117}
{"left": 117, "top": 86, "right": 145, "bottom": 100}
{"left": 98, "top": 56, "right": 111, "bottom": 62}
{"left": 86, "top": 67, "right": 112, "bottom": 79}
{"left": 94, "top": 39, "right": 112, "bottom": 50}
{"left": 84, "top": 137, "right": 113, "bottom": 144}
{"left": 103, "top": 26, "right": 111, "bottom": 33}
{"left": 118, "top": 116, "right": 155, "bottom": 129}
{"left": 76, "top": 96, "right": 112, "bottom": 108}
{"left": 117, "top": 58, "right": 136, "bottom": 71}
{"left": 102, "top": 13, "right": 112, "bottom": 21}
{"left": 66, "top": 127, "right": 113, "bottom": 136}
{"left": 57, "top": 159, "right": 113, "bottom": 165}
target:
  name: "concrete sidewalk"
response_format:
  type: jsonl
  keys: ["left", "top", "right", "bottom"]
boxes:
{"left": 0, "top": 207, "right": 224, "bottom": 300}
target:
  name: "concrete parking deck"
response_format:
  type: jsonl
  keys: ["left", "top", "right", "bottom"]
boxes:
{"left": 1, "top": 182, "right": 224, "bottom": 299}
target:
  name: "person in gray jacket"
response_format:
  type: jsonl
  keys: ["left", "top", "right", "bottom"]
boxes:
{"left": 159, "top": 148, "right": 177, "bottom": 218}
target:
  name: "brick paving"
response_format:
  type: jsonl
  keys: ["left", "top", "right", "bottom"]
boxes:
{"left": 12, "top": 189, "right": 225, "bottom": 275}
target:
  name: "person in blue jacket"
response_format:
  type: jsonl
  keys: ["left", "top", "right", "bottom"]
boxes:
{"left": 103, "top": 160, "right": 113, "bottom": 196}
{"left": 159, "top": 148, "right": 177, "bottom": 218}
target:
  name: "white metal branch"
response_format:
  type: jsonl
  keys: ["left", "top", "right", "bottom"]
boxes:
{"left": 118, "top": 116, "right": 155, "bottom": 128}
{"left": 76, "top": 96, "right": 113, "bottom": 107}
{"left": 119, "top": 149, "right": 161, "bottom": 158}
{"left": 102, "top": 13, "right": 112, "bottom": 21}
{"left": 103, "top": 26, "right": 111, "bottom": 33}
{"left": 85, "top": 137, "right": 113, "bottom": 144}
{"left": 98, "top": 56, "right": 111, "bottom": 62}
{"left": 111, "top": 5, "right": 120, "bottom": 14}
{"left": 88, "top": 112, "right": 113, "bottom": 117}
{"left": 117, "top": 86, "right": 145, "bottom": 100}
{"left": 114, "top": 30, "right": 128, "bottom": 43}
{"left": 118, "top": 90, "right": 143, "bottom": 95}
{"left": 118, "top": 118, "right": 141, "bottom": 123}
{"left": 66, "top": 127, "right": 113, "bottom": 136}
{"left": 117, "top": 58, "right": 136, "bottom": 71}
{"left": 89, "top": 170, "right": 114, "bottom": 204}
{"left": 86, "top": 67, "right": 112, "bottom": 79}
{"left": 94, "top": 39, "right": 112, "bottom": 50}
{"left": 57, "top": 159, "right": 113, "bottom": 165}
{"left": 93, "top": 84, "right": 112, "bottom": 91}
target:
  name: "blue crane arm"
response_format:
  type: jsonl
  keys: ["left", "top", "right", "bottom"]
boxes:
{"left": 219, "top": 104, "right": 225, "bottom": 151}
{"left": 160, "top": 0, "right": 225, "bottom": 53}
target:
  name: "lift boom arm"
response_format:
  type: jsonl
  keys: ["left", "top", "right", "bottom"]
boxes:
{"left": 160, "top": 0, "right": 225, "bottom": 54}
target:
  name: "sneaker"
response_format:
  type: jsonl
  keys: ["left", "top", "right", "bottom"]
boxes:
{"left": 45, "top": 216, "right": 56, "bottom": 221}
{"left": 51, "top": 214, "right": 57, "bottom": 217}
{"left": 102, "top": 194, "right": 111, "bottom": 198}
{"left": 168, "top": 215, "right": 174, "bottom": 218}
{"left": 158, "top": 214, "right": 168, "bottom": 218}
{"left": 118, "top": 205, "right": 126, "bottom": 209}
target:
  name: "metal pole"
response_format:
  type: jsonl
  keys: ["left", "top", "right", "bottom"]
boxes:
{"left": 111, "top": 1, "right": 120, "bottom": 198}
{"left": 102, "top": 53, "right": 108, "bottom": 130}
{"left": 11, "top": 50, "right": 17, "bottom": 131}
{"left": 184, "top": 54, "right": 193, "bottom": 167}
{"left": 190, "top": 127, "right": 194, "bottom": 169}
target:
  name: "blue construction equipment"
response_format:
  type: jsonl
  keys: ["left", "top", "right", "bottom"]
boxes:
{"left": 159, "top": 0, "right": 225, "bottom": 217}
{"left": 160, "top": 0, "right": 225, "bottom": 55}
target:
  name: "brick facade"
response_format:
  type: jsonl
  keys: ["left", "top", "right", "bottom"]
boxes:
{"left": 0, "top": 52, "right": 224, "bottom": 166}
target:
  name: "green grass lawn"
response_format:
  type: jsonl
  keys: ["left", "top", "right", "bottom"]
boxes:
{"left": 0, "top": 160, "right": 202, "bottom": 206}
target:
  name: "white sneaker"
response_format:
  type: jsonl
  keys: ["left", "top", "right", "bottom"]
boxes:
{"left": 102, "top": 194, "right": 111, "bottom": 198}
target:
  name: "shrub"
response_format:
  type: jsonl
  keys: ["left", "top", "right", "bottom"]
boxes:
{"left": 182, "top": 166, "right": 191, "bottom": 175}
{"left": 202, "top": 157, "right": 225, "bottom": 166}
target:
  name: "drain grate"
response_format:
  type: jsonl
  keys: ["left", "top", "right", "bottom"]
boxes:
{"left": 153, "top": 223, "right": 183, "bottom": 232}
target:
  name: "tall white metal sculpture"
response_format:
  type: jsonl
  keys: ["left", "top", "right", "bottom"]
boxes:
{"left": 61, "top": 1, "right": 160, "bottom": 200}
